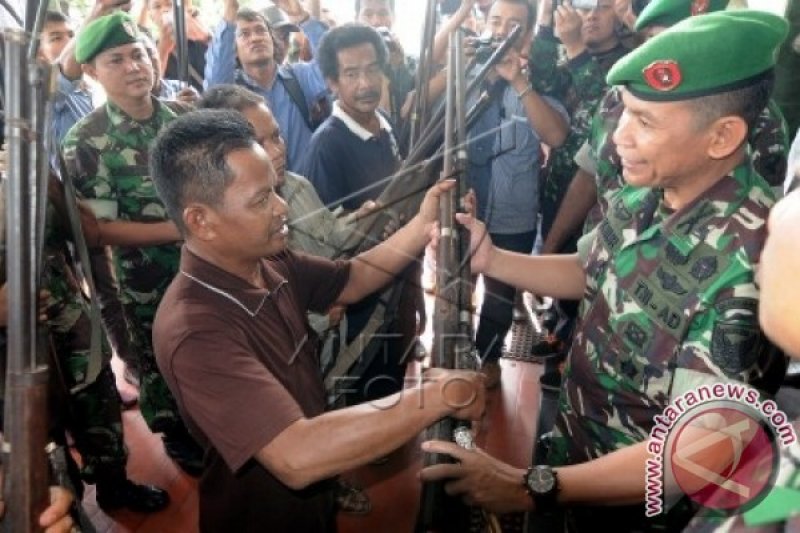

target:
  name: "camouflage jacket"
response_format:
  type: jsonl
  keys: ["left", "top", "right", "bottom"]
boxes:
{"left": 549, "top": 162, "right": 778, "bottom": 471}
{"left": 683, "top": 421, "right": 800, "bottom": 532}
{"left": 61, "top": 97, "right": 188, "bottom": 307}
{"left": 529, "top": 28, "right": 630, "bottom": 214}
{"left": 583, "top": 89, "right": 790, "bottom": 232}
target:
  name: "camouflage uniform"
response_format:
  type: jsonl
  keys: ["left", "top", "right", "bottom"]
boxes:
{"left": 61, "top": 96, "right": 189, "bottom": 435}
{"left": 583, "top": 88, "right": 791, "bottom": 233}
{"left": 548, "top": 163, "right": 782, "bottom": 530}
{"left": 529, "top": 27, "right": 630, "bottom": 243}
{"left": 683, "top": 421, "right": 800, "bottom": 532}
{"left": 0, "top": 181, "right": 127, "bottom": 484}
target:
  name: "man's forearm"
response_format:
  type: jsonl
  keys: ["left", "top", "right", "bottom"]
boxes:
{"left": 337, "top": 214, "right": 429, "bottom": 304}
{"left": 97, "top": 220, "right": 181, "bottom": 247}
{"left": 541, "top": 168, "right": 597, "bottom": 254}
{"left": 511, "top": 76, "right": 568, "bottom": 148}
{"left": 257, "top": 378, "right": 458, "bottom": 489}
{"left": 483, "top": 248, "right": 585, "bottom": 300}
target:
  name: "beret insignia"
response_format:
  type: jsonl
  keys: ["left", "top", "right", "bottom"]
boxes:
{"left": 643, "top": 60, "right": 682, "bottom": 91}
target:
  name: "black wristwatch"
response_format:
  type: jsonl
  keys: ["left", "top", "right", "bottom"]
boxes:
{"left": 523, "top": 465, "right": 560, "bottom": 510}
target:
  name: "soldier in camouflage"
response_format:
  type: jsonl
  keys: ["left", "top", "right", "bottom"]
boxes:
{"left": 420, "top": 10, "right": 788, "bottom": 532}
{"left": 683, "top": 194, "right": 800, "bottom": 533}
{"left": 61, "top": 12, "right": 203, "bottom": 475}
{"left": 543, "top": 0, "right": 791, "bottom": 257}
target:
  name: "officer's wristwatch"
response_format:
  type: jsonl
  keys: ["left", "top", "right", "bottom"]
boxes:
{"left": 523, "top": 465, "right": 560, "bottom": 510}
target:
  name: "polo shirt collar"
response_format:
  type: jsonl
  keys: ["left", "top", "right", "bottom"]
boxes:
{"left": 179, "top": 247, "right": 287, "bottom": 317}
{"left": 331, "top": 100, "right": 392, "bottom": 141}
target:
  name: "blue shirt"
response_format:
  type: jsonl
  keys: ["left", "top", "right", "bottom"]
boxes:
{"left": 204, "top": 19, "right": 328, "bottom": 172}
{"left": 52, "top": 72, "right": 94, "bottom": 148}
{"left": 299, "top": 103, "right": 401, "bottom": 211}
{"left": 467, "top": 78, "right": 568, "bottom": 235}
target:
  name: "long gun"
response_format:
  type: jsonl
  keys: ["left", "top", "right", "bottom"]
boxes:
{"left": 1, "top": 5, "right": 56, "bottom": 529}
{"left": 415, "top": 28, "right": 499, "bottom": 533}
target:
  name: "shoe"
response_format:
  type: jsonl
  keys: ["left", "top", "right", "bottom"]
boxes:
{"left": 481, "top": 361, "right": 502, "bottom": 389}
{"left": 96, "top": 478, "right": 170, "bottom": 513}
{"left": 335, "top": 479, "right": 371, "bottom": 515}
{"left": 163, "top": 433, "right": 204, "bottom": 477}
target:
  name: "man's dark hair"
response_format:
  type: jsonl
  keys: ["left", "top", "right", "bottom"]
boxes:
{"left": 150, "top": 109, "right": 256, "bottom": 234}
{"left": 44, "top": 10, "right": 70, "bottom": 26}
{"left": 317, "top": 23, "right": 388, "bottom": 81}
{"left": 689, "top": 74, "right": 775, "bottom": 133}
{"left": 355, "top": 0, "right": 393, "bottom": 15}
{"left": 236, "top": 7, "right": 271, "bottom": 27}
{"left": 197, "top": 84, "right": 264, "bottom": 113}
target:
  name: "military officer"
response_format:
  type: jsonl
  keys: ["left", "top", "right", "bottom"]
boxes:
{"left": 61, "top": 12, "right": 203, "bottom": 475}
{"left": 421, "top": 10, "right": 788, "bottom": 532}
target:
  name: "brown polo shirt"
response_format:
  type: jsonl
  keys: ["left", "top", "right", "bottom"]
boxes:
{"left": 154, "top": 247, "right": 350, "bottom": 533}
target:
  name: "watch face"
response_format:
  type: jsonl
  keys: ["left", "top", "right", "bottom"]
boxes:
{"left": 527, "top": 466, "right": 555, "bottom": 494}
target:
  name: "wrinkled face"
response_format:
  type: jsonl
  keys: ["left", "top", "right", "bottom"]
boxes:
{"left": 235, "top": 17, "right": 274, "bottom": 66}
{"left": 579, "top": 0, "right": 618, "bottom": 50}
{"left": 486, "top": 0, "right": 530, "bottom": 50}
{"left": 40, "top": 20, "right": 74, "bottom": 63}
{"left": 211, "top": 145, "right": 289, "bottom": 259}
{"left": 758, "top": 190, "right": 800, "bottom": 359}
{"left": 242, "top": 104, "right": 287, "bottom": 187}
{"left": 328, "top": 42, "right": 383, "bottom": 120}
{"left": 84, "top": 42, "right": 154, "bottom": 103}
{"left": 612, "top": 89, "right": 711, "bottom": 190}
{"left": 358, "top": 0, "right": 393, "bottom": 29}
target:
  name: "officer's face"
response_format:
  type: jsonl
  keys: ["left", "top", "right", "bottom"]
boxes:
{"left": 235, "top": 17, "right": 275, "bottom": 66}
{"left": 758, "top": 190, "right": 800, "bottom": 359}
{"left": 328, "top": 43, "right": 383, "bottom": 121}
{"left": 40, "top": 21, "right": 74, "bottom": 64}
{"left": 213, "top": 145, "right": 289, "bottom": 259}
{"left": 358, "top": 0, "right": 393, "bottom": 29}
{"left": 242, "top": 104, "right": 287, "bottom": 187}
{"left": 85, "top": 42, "right": 154, "bottom": 102}
{"left": 613, "top": 89, "right": 713, "bottom": 193}
{"left": 579, "top": 0, "right": 618, "bottom": 50}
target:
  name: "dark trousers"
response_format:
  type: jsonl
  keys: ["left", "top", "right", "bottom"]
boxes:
{"left": 475, "top": 230, "right": 537, "bottom": 364}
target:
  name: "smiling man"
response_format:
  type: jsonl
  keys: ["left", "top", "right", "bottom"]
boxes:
{"left": 421, "top": 10, "right": 788, "bottom": 532}
{"left": 149, "top": 109, "right": 485, "bottom": 532}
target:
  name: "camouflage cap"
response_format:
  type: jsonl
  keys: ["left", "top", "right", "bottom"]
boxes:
{"left": 608, "top": 10, "right": 788, "bottom": 101}
{"left": 634, "top": 0, "right": 729, "bottom": 32}
{"left": 75, "top": 12, "right": 140, "bottom": 64}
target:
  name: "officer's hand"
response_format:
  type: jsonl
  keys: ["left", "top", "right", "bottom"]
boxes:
{"left": 40, "top": 486, "right": 75, "bottom": 533}
{"left": 420, "top": 440, "right": 532, "bottom": 514}
{"left": 418, "top": 179, "right": 458, "bottom": 230}
{"left": 424, "top": 368, "right": 485, "bottom": 421}
{"left": 176, "top": 86, "right": 200, "bottom": 105}
{"left": 554, "top": 1, "right": 584, "bottom": 49}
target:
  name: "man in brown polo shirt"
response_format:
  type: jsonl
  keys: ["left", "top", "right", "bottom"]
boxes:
{"left": 149, "top": 109, "right": 485, "bottom": 532}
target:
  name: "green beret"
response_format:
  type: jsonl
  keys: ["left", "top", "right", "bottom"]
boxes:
{"left": 634, "top": 0, "right": 729, "bottom": 31}
{"left": 75, "top": 12, "right": 140, "bottom": 64}
{"left": 608, "top": 10, "right": 788, "bottom": 101}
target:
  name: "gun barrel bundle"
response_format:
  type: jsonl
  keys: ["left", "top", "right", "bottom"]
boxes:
{"left": 2, "top": 3, "right": 59, "bottom": 529}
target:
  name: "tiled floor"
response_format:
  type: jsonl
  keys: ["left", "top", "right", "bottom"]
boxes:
{"left": 84, "top": 355, "right": 542, "bottom": 532}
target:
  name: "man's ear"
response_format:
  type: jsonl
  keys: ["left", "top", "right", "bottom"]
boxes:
{"left": 184, "top": 203, "right": 217, "bottom": 241}
{"left": 707, "top": 116, "right": 749, "bottom": 161}
{"left": 82, "top": 62, "right": 97, "bottom": 81}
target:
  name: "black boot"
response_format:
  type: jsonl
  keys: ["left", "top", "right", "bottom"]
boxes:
{"left": 162, "top": 429, "right": 204, "bottom": 477}
{"left": 96, "top": 476, "right": 170, "bottom": 513}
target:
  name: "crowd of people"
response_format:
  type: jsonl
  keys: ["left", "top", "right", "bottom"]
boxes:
{"left": 1, "top": 0, "right": 799, "bottom": 531}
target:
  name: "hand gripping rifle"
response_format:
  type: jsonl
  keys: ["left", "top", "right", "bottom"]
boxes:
{"left": 1, "top": 2, "right": 67, "bottom": 529}
{"left": 414, "top": 29, "right": 499, "bottom": 533}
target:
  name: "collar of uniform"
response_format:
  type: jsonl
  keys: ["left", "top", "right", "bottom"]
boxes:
{"left": 178, "top": 246, "right": 288, "bottom": 317}
{"left": 106, "top": 95, "right": 175, "bottom": 135}
{"left": 652, "top": 162, "right": 760, "bottom": 256}
{"left": 331, "top": 100, "right": 392, "bottom": 141}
